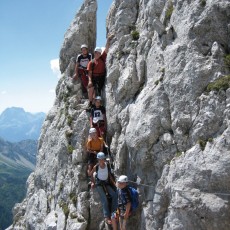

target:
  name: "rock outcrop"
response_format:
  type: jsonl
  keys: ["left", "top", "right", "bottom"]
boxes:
{"left": 8, "top": 0, "right": 230, "bottom": 230}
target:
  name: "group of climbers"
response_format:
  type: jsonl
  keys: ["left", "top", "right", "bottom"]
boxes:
{"left": 72, "top": 35, "right": 138, "bottom": 229}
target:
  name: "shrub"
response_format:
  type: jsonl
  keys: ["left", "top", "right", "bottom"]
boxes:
{"left": 166, "top": 2, "right": 174, "bottom": 21}
{"left": 208, "top": 138, "right": 213, "bottom": 143}
{"left": 224, "top": 54, "right": 230, "bottom": 69}
{"left": 67, "top": 115, "right": 73, "bottom": 126}
{"left": 206, "top": 75, "right": 230, "bottom": 92}
{"left": 200, "top": 0, "right": 206, "bottom": 7}
{"left": 69, "top": 192, "right": 77, "bottom": 204}
{"left": 131, "top": 30, "right": 140, "bottom": 41}
{"left": 59, "top": 202, "right": 69, "bottom": 219}
{"left": 59, "top": 182, "right": 64, "bottom": 192}
{"left": 175, "top": 151, "right": 182, "bottom": 157}
{"left": 198, "top": 139, "right": 207, "bottom": 151}
{"left": 67, "top": 145, "right": 74, "bottom": 154}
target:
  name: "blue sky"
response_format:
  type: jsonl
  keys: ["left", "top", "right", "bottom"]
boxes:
{"left": 0, "top": 0, "right": 113, "bottom": 114}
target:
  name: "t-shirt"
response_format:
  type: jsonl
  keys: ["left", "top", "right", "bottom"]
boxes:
{"left": 97, "top": 163, "right": 108, "bottom": 181}
{"left": 87, "top": 51, "right": 107, "bottom": 76}
{"left": 91, "top": 105, "right": 105, "bottom": 121}
{"left": 118, "top": 187, "right": 131, "bottom": 214}
{"left": 77, "top": 53, "right": 92, "bottom": 69}
{"left": 87, "top": 137, "right": 104, "bottom": 151}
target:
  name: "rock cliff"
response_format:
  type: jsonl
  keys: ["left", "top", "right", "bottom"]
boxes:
{"left": 8, "top": 0, "right": 230, "bottom": 229}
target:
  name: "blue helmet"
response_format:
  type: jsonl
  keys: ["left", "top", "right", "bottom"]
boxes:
{"left": 97, "top": 152, "right": 106, "bottom": 159}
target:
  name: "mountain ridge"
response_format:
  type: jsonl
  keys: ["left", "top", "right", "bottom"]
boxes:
{"left": 0, "top": 107, "right": 45, "bottom": 142}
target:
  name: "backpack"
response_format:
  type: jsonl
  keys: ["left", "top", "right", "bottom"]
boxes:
{"left": 127, "top": 186, "right": 139, "bottom": 212}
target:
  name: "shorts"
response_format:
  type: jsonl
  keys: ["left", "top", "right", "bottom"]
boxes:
{"left": 92, "top": 75, "right": 105, "bottom": 95}
{"left": 92, "top": 120, "right": 105, "bottom": 137}
{"left": 88, "top": 152, "right": 97, "bottom": 165}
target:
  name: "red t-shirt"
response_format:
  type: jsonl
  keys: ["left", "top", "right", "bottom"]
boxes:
{"left": 87, "top": 51, "right": 107, "bottom": 76}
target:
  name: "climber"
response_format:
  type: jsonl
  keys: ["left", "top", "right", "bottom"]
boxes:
{"left": 72, "top": 44, "right": 92, "bottom": 97}
{"left": 87, "top": 34, "right": 114, "bottom": 109}
{"left": 86, "top": 127, "right": 104, "bottom": 176}
{"left": 116, "top": 175, "right": 132, "bottom": 230}
{"left": 90, "top": 96, "right": 106, "bottom": 139}
{"left": 91, "top": 152, "right": 118, "bottom": 228}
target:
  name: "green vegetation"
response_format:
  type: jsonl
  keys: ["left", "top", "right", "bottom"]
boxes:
{"left": 59, "top": 182, "right": 64, "bottom": 192}
{"left": 131, "top": 30, "right": 140, "bottom": 41}
{"left": 69, "top": 192, "right": 77, "bottom": 204}
{"left": 0, "top": 164, "right": 32, "bottom": 230}
{"left": 200, "top": 0, "right": 206, "bottom": 7}
{"left": 206, "top": 75, "right": 230, "bottom": 92}
{"left": 166, "top": 2, "right": 174, "bottom": 21}
{"left": 67, "top": 145, "right": 74, "bottom": 154}
{"left": 198, "top": 139, "right": 207, "bottom": 151}
{"left": 208, "top": 138, "right": 213, "bottom": 143}
{"left": 155, "top": 77, "right": 163, "bottom": 85}
{"left": 175, "top": 151, "right": 182, "bottom": 157}
{"left": 59, "top": 201, "right": 69, "bottom": 219}
{"left": 224, "top": 54, "right": 230, "bottom": 69}
{"left": 67, "top": 115, "right": 73, "bottom": 126}
{"left": 65, "top": 130, "right": 73, "bottom": 138}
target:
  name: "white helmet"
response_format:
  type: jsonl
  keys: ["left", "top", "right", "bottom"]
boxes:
{"left": 118, "top": 175, "right": 128, "bottom": 183}
{"left": 81, "top": 44, "right": 88, "bottom": 49}
{"left": 89, "top": 127, "right": 97, "bottom": 134}
{"left": 97, "top": 152, "right": 106, "bottom": 159}
{"left": 95, "top": 96, "right": 102, "bottom": 101}
{"left": 93, "top": 117, "right": 99, "bottom": 124}
{"left": 94, "top": 47, "right": 102, "bottom": 53}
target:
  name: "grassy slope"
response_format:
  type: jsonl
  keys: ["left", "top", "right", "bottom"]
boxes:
{"left": 0, "top": 160, "right": 33, "bottom": 230}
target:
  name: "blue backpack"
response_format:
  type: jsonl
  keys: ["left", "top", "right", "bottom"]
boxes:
{"left": 128, "top": 186, "right": 139, "bottom": 211}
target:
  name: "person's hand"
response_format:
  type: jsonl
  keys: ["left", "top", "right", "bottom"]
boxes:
{"left": 123, "top": 211, "right": 129, "bottom": 219}
{"left": 107, "top": 33, "right": 115, "bottom": 40}
{"left": 72, "top": 73, "right": 78, "bottom": 81}
{"left": 88, "top": 81, "right": 93, "bottom": 88}
{"left": 91, "top": 182, "right": 95, "bottom": 189}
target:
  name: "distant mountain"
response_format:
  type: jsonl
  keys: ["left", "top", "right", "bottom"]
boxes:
{"left": 0, "top": 138, "right": 37, "bottom": 230}
{"left": 0, "top": 107, "right": 45, "bottom": 142}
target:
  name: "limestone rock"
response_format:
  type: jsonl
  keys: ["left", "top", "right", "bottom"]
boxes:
{"left": 9, "top": 0, "right": 230, "bottom": 230}
{"left": 59, "top": 0, "right": 97, "bottom": 73}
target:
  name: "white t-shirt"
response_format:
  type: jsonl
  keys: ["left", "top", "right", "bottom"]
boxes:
{"left": 97, "top": 163, "right": 108, "bottom": 181}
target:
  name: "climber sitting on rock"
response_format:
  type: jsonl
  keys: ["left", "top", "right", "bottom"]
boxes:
{"left": 90, "top": 152, "right": 118, "bottom": 228}
{"left": 72, "top": 44, "right": 92, "bottom": 97}
{"left": 116, "top": 175, "right": 132, "bottom": 230}
{"left": 86, "top": 127, "right": 104, "bottom": 176}
{"left": 87, "top": 34, "right": 114, "bottom": 109}
{"left": 90, "top": 96, "right": 106, "bottom": 139}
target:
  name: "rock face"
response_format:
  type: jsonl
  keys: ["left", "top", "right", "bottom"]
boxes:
{"left": 59, "top": 0, "right": 97, "bottom": 74}
{"left": 8, "top": 0, "right": 230, "bottom": 230}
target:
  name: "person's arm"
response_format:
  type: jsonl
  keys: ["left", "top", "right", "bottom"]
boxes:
{"left": 100, "top": 139, "right": 104, "bottom": 152}
{"left": 87, "top": 61, "right": 93, "bottom": 87}
{"left": 90, "top": 165, "right": 96, "bottom": 189}
{"left": 73, "top": 62, "right": 79, "bottom": 79}
{"left": 124, "top": 202, "right": 131, "bottom": 219}
{"left": 89, "top": 115, "right": 93, "bottom": 128}
{"left": 104, "top": 34, "right": 114, "bottom": 54}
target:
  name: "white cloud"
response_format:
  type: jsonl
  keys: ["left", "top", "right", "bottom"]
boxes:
{"left": 50, "top": 59, "right": 61, "bottom": 78}
{"left": 1, "top": 91, "right": 7, "bottom": 95}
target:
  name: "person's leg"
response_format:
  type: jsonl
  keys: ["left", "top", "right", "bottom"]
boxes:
{"left": 106, "top": 185, "right": 118, "bottom": 214}
{"left": 98, "top": 76, "right": 105, "bottom": 96}
{"left": 88, "top": 86, "right": 94, "bottom": 105}
{"left": 111, "top": 211, "right": 117, "bottom": 230}
{"left": 96, "top": 185, "right": 110, "bottom": 220}
{"left": 87, "top": 164, "right": 93, "bottom": 176}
